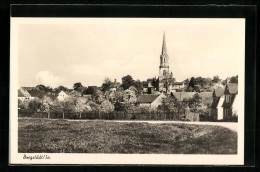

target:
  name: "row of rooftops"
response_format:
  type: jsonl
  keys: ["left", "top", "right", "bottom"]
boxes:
{"left": 138, "top": 83, "right": 238, "bottom": 104}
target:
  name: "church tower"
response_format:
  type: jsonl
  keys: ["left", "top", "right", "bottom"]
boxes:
{"left": 159, "top": 32, "right": 170, "bottom": 78}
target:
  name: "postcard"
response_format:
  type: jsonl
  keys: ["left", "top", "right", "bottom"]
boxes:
{"left": 10, "top": 18, "right": 245, "bottom": 165}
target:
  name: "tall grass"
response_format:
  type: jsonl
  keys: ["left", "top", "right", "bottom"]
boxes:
{"left": 18, "top": 118, "right": 237, "bottom": 154}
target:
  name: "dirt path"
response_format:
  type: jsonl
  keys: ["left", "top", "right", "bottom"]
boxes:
{"left": 66, "top": 119, "right": 238, "bottom": 132}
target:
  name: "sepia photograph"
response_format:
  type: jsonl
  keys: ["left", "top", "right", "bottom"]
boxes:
{"left": 10, "top": 17, "right": 245, "bottom": 164}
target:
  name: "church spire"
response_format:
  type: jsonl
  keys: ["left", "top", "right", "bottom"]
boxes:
{"left": 161, "top": 32, "right": 167, "bottom": 55}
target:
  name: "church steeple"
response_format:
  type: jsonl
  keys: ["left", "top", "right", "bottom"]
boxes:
{"left": 160, "top": 32, "right": 169, "bottom": 68}
{"left": 161, "top": 32, "right": 167, "bottom": 55}
{"left": 159, "top": 32, "right": 170, "bottom": 77}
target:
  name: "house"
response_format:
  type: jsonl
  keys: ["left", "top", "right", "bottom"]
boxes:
{"left": 56, "top": 90, "right": 69, "bottom": 101}
{"left": 211, "top": 87, "right": 225, "bottom": 120}
{"left": 172, "top": 92, "right": 213, "bottom": 109}
{"left": 18, "top": 87, "right": 45, "bottom": 101}
{"left": 211, "top": 83, "right": 238, "bottom": 120}
{"left": 222, "top": 83, "right": 238, "bottom": 119}
{"left": 138, "top": 93, "right": 166, "bottom": 108}
{"left": 18, "top": 90, "right": 27, "bottom": 101}
{"left": 172, "top": 82, "right": 185, "bottom": 90}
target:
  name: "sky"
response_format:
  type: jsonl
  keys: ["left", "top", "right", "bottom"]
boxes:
{"left": 16, "top": 18, "right": 245, "bottom": 88}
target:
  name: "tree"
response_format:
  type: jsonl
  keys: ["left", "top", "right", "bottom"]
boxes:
{"left": 133, "top": 79, "right": 143, "bottom": 95}
{"left": 212, "top": 76, "right": 220, "bottom": 83}
{"left": 121, "top": 75, "right": 134, "bottom": 90}
{"left": 40, "top": 96, "right": 54, "bottom": 118}
{"left": 36, "top": 84, "right": 52, "bottom": 92}
{"left": 129, "top": 86, "right": 138, "bottom": 95}
{"left": 101, "top": 77, "right": 113, "bottom": 91}
{"left": 84, "top": 86, "right": 95, "bottom": 95}
{"left": 57, "top": 85, "right": 69, "bottom": 92}
{"left": 183, "top": 78, "right": 189, "bottom": 85}
{"left": 114, "top": 102, "right": 125, "bottom": 111}
{"left": 188, "top": 77, "right": 196, "bottom": 90}
{"left": 123, "top": 89, "right": 137, "bottom": 112}
{"left": 230, "top": 75, "right": 238, "bottom": 83}
{"left": 158, "top": 94, "right": 186, "bottom": 119}
{"left": 115, "top": 88, "right": 124, "bottom": 102}
{"left": 28, "top": 98, "right": 42, "bottom": 114}
{"left": 101, "top": 100, "right": 114, "bottom": 112}
{"left": 18, "top": 99, "right": 26, "bottom": 109}
{"left": 36, "top": 84, "right": 46, "bottom": 90}
{"left": 73, "top": 82, "right": 83, "bottom": 90}
{"left": 188, "top": 93, "right": 202, "bottom": 112}
{"left": 74, "top": 97, "right": 88, "bottom": 118}
{"left": 52, "top": 97, "right": 74, "bottom": 119}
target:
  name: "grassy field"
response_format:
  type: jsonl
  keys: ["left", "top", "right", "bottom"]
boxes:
{"left": 18, "top": 118, "right": 237, "bottom": 154}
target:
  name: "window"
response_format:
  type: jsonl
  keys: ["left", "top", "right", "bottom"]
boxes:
{"left": 226, "top": 95, "right": 230, "bottom": 103}
{"left": 163, "top": 70, "right": 166, "bottom": 76}
{"left": 164, "top": 58, "right": 165, "bottom": 63}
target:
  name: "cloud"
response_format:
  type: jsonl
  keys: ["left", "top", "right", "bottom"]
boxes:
{"left": 35, "top": 71, "right": 62, "bottom": 87}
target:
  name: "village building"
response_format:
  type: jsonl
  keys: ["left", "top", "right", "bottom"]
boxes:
{"left": 18, "top": 87, "right": 45, "bottom": 101}
{"left": 171, "top": 82, "right": 185, "bottom": 91}
{"left": 138, "top": 92, "right": 166, "bottom": 108}
{"left": 211, "top": 87, "right": 225, "bottom": 120}
{"left": 56, "top": 90, "right": 69, "bottom": 101}
{"left": 211, "top": 83, "right": 238, "bottom": 120}
{"left": 18, "top": 89, "right": 26, "bottom": 101}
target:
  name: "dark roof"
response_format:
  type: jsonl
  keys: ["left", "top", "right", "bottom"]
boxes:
{"left": 18, "top": 90, "right": 25, "bottom": 97}
{"left": 211, "top": 97, "right": 220, "bottom": 108}
{"left": 138, "top": 94, "right": 160, "bottom": 104}
{"left": 214, "top": 87, "right": 225, "bottom": 97}
{"left": 172, "top": 92, "right": 212, "bottom": 101}
{"left": 174, "top": 82, "right": 184, "bottom": 85}
{"left": 27, "top": 90, "right": 45, "bottom": 97}
{"left": 172, "top": 92, "right": 195, "bottom": 101}
{"left": 147, "top": 78, "right": 154, "bottom": 82}
{"left": 21, "top": 87, "right": 35, "bottom": 90}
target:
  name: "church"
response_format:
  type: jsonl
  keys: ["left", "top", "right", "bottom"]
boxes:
{"left": 149, "top": 33, "right": 175, "bottom": 94}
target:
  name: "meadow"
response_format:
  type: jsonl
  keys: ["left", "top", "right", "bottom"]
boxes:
{"left": 18, "top": 118, "right": 237, "bottom": 154}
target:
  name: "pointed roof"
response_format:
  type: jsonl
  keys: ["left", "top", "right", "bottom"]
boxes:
{"left": 213, "top": 87, "right": 225, "bottom": 97}
{"left": 161, "top": 32, "right": 167, "bottom": 55}
{"left": 224, "top": 83, "right": 238, "bottom": 94}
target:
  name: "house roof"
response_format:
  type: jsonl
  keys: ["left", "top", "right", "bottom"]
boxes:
{"left": 211, "top": 97, "right": 220, "bottom": 108}
{"left": 27, "top": 89, "right": 45, "bottom": 97}
{"left": 214, "top": 87, "right": 225, "bottom": 97}
{"left": 138, "top": 94, "right": 160, "bottom": 104}
{"left": 172, "top": 92, "right": 212, "bottom": 101}
{"left": 172, "top": 92, "right": 195, "bottom": 101}
{"left": 226, "top": 83, "right": 238, "bottom": 94}
{"left": 148, "top": 82, "right": 153, "bottom": 88}
{"left": 21, "top": 87, "right": 35, "bottom": 90}
{"left": 174, "top": 82, "right": 183, "bottom": 85}
{"left": 18, "top": 90, "right": 25, "bottom": 97}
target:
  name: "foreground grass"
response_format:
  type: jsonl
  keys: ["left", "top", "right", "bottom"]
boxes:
{"left": 18, "top": 118, "right": 237, "bottom": 154}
